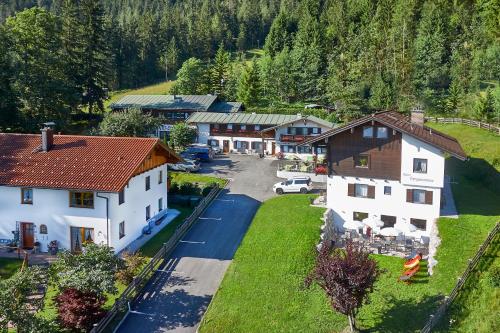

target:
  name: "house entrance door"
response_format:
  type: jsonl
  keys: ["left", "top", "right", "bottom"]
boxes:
{"left": 271, "top": 142, "right": 276, "bottom": 155}
{"left": 21, "top": 222, "right": 35, "bottom": 249}
{"left": 223, "top": 140, "right": 230, "bottom": 153}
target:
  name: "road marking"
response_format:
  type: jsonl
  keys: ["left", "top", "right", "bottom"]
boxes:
{"left": 198, "top": 217, "right": 222, "bottom": 221}
{"left": 215, "top": 199, "right": 235, "bottom": 203}
{"left": 179, "top": 240, "right": 206, "bottom": 244}
{"left": 128, "top": 302, "right": 154, "bottom": 317}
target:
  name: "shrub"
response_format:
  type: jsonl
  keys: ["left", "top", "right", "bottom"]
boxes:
{"left": 116, "top": 252, "right": 147, "bottom": 285}
{"left": 169, "top": 182, "right": 179, "bottom": 194}
{"left": 315, "top": 165, "right": 327, "bottom": 175}
{"left": 201, "top": 182, "right": 218, "bottom": 196}
{"left": 56, "top": 288, "right": 106, "bottom": 332}
{"left": 488, "top": 265, "right": 500, "bottom": 287}
{"left": 179, "top": 182, "right": 200, "bottom": 195}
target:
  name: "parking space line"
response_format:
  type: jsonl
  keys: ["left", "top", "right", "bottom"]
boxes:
{"left": 215, "top": 199, "right": 234, "bottom": 203}
{"left": 179, "top": 240, "right": 206, "bottom": 244}
{"left": 198, "top": 217, "right": 222, "bottom": 221}
{"left": 128, "top": 302, "right": 154, "bottom": 317}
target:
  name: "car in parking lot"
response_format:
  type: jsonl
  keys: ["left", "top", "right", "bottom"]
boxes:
{"left": 185, "top": 145, "right": 215, "bottom": 162}
{"left": 168, "top": 159, "right": 200, "bottom": 172}
{"left": 273, "top": 177, "right": 313, "bottom": 195}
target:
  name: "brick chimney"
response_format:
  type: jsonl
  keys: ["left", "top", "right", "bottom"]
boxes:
{"left": 41, "top": 122, "right": 55, "bottom": 152}
{"left": 411, "top": 106, "right": 424, "bottom": 126}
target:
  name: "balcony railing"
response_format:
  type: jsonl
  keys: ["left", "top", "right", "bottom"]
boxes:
{"left": 210, "top": 129, "right": 274, "bottom": 138}
{"left": 280, "top": 134, "right": 314, "bottom": 142}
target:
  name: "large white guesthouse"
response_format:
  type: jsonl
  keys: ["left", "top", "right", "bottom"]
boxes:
{"left": 0, "top": 127, "right": 180, "bottom": 253}
{"left": 301, "top": 110, "right": 467, "bottom": 240}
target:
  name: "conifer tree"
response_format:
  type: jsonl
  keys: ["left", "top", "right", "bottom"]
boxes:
{"left": 210, "top": 43, "right": 231, "bottom": 98}
{"left": 237, "top": 59, "right": 260, "bottom": 106}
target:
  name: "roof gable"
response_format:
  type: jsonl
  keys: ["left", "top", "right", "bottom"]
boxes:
{"left": 300, "top": 111, "right": 467, "bottom": 160}
{"left": 0, "top": 134, "right": 180, "bottom": 192}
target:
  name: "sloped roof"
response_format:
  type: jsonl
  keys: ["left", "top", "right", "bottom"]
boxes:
{"left": 299, "top": 111, "right": 467, "bottom": 160}
{"left": 0, "top": 134, "right": 180, "bottom": 192}
{"left": 208, "top": 101, "right": 243, "bottom": 113}
{"left": 109, "top": 95, "right": 219, "bottom": 112}
{"left": 186, "top": 112, "right": 333, "bottom": 128}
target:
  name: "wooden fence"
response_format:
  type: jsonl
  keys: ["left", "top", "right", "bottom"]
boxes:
{"left": 421, "top": 222, "right": 500, "bottom": 333}
{"left": 90, "top": 184, "right": 222, "bottom": 333}
{"left": 425, "top": 117, "right": 500, "bottom": 135}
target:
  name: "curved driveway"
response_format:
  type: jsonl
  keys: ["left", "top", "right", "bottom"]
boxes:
{"left": 117, "top": 155, "right": 280, "bottom": 333}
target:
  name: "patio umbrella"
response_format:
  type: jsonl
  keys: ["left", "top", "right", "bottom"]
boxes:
{"left": 363, "top": 217, "right": 384, "bottom": 229}
{"left": 379, "top": 227, "right": 402, "bottom": 237}
{"left": 343, "top": 220, "right": 364, "bottom": 230}
{"left": 394, "top": 222, "right": 417, "bottom": 234}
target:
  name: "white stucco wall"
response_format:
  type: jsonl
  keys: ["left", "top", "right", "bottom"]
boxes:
{"left": 0, "top": 165, "right": 169, "bottom": 253}
{"left": 326, "top": 134, "right": 446, "bottom": 237}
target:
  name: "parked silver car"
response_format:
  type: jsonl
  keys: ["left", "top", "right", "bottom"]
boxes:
{"left": 168, "top": 159, "right": 200, "bottom": 172}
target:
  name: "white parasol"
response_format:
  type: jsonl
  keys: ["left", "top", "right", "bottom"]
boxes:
{"left": 379, "top": 227, "right": 402, "bottom": 237}
{"left": 394, "top": 222, "right": 417, "bottom": 234}
{"left": 363, "top": 216, "right": 384, "bottom": 229}
{"left": 343, "top": 220, "right": 364, "bottom": 230}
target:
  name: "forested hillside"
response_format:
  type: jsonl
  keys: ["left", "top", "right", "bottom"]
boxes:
{"left": 0, "top": 0, "right": 498, "bottom": 132}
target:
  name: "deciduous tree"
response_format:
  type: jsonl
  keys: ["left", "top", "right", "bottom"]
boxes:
{"left": 169, "top": 122, "right": 197, "bottom": 152}
{"left": 98, "top": 108, "right": 161, "bottom": 137}
{"left": 305, "top": 241, "right": 381, "bottom": 332}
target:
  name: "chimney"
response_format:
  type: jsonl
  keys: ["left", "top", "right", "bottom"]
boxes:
{"left": 41, "top": 122, "right": 55, "bottom": 152}
{"left": 410, "top": 105, "right": 424, "bottom": 126}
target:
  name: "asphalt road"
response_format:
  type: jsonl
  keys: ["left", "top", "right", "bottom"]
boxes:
{"left": 117, "top": 155, "right": 281, "bottom": 333}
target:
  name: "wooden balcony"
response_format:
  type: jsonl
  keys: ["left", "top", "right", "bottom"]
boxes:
{"left": 280, "top": 134, "right": 314, "bottom": 142}
{"left": 210, "top": 129, "right": 274, "bottom": 138}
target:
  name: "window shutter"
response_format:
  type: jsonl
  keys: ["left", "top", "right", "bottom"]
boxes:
{"left": 406, "top": 189, "right": 413, "bottom": 203}
{"left": 425, "top": 191, "right": 433, "bottom": 204}
{"left": 347, "top": 184, "right": 355, "bottom": 197}
{"left": 367, "top": 185, "right": 375, "bottom": 198}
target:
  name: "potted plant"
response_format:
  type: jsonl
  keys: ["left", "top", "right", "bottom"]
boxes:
{"left": 34, "top": 241, "right": 41, "bottom": 254}
{"left": 48, "top": 240, "right": 58, "bottom": 255}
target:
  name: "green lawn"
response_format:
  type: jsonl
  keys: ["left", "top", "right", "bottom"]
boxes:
{"left": 104, "top": 80, "right": 175, "bottom": 110}
{"left": 170, "top": 171, "right": 227, "bottom": 187}
{"left": 200, "top": 124, "right": 499, "bottom": 333}
{"left": 0, "top": 258, "right": 22, "bottom": 279}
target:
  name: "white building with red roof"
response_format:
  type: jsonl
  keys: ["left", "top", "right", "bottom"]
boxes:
{"left": 0, "top": 126, "right": 181, "bottom": 253}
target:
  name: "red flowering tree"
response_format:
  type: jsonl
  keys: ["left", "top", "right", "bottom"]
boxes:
{"left": 305, "top": 241, "right": 380, "bottom": 332}
{"left": 55, "top": 288, "right": 106, "bottom": 331}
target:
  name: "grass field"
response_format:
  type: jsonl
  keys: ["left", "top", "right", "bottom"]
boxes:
{"left": 200, "top": 124, "right": 499, "bottom": 333}
{"left": 104, "top": 80, "right": 175, "bottom": 110}
{"left": 0, "top": 258, "right": 22, "bottom": 279}
{"left": 170, "top": 171, "right": 227, "bottom": 187}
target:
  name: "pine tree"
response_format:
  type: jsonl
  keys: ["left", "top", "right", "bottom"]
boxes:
{"left": 0, "top": 24, "right": 19, "bottom": 130}
{"left": 264, "top": 11, "right": 297, "bottom": 57}
{"left": 80, "top": 0, "right": 111, "bottom": 114}
{"left": 210, "top": 43, "right": 231, "bottom": 98}
{"left": 237, "top": 59, "right": 260, "bottom": 106}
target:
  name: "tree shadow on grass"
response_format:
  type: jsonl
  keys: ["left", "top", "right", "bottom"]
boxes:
{"left": 362, "top": 294, "right": 443, "bottom": 333}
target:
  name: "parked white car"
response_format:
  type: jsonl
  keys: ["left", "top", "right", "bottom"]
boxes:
{"left": 273, "top": 177, "right": 313, "bottom": 195}
{"left": 168, "top": 159, "right": 200, "bottom": 172}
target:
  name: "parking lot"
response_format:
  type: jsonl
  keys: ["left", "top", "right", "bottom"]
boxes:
{"left": 117, "top": 154, "right": 281, "bottom": 333}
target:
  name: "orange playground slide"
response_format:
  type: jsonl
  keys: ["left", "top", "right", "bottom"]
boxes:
{"left": 404, "top": 253, "right": 422, "bottom": 269}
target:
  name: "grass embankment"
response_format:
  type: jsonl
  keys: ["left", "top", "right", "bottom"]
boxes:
{"left": 169, "top": 171, "right": 227, "bottom": 187}
{"left": 104, "top": 80, "right": 175, "bottom": 110}
{"left": 200, "top": 124, "right": 499, "bottom": 332}
{"left": 0, "top": 258, "right": 23, "bottom": 279}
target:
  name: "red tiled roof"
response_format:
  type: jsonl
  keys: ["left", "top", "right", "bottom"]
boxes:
{"left": 0, "top": 134, "right": 180, "bottom": 192}
{"left": 300, "top": 111, "right": 467, "bottom": 160}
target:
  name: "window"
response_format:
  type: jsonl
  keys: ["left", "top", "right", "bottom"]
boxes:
{"left": 355, "top": 184, "right": 368, "bottom": 198}
{"left": 384, "top": 186, "right": 392, "bottom": 195}
{"left": 413, "top": 158, "right": 428, "bottom": 173}
{"left": 21, "top": 188, "right": 33, "bottom": 204}
{"left": 240, "top": 125, "right": 247, "bottom": 131}
{"left": 145, "top": 176, "right": 150, "bottom": 191}
{"left": 316, "top": 146, "right": 327, "bottom": 154}
{"left": 412, "top": 189, "right": 426, "bottom": 204}
{"left": 312, "top": 127, "right": 320, "bottom": 134}
{"left": 158, "top": 198, "right": 163, "bottom": 211}
{"left": 349, "top": 184, "right": 375, "bottom": 198}
{"left": 39, "top": 224, "right": 48, "bottom": 234}
{"left": 280, "top": 145, "right": 295, "bottom": 153}
{"left": 297, "top": 146, "right": 312, "bottom": 154}
{"left": 251, "top": 141, "right": 263, "bottom": 150}
{"left": 295, "top": 179, "right": 310, "bottom": 185}
{"left": 70, "top": 227, "right": 94, "bottom": 252}
{"left": 70, "top": 192, "right": 94, "bottom": 208}
{"left": 410, "top": 218, "right": 427, "bottom": 231}
{"left": 227, "top": 124, "right": 233, "bottom": 131}
{"left": 119, "top": 221, "right": 125, "bottom": 239}
{"left": 208, "top": 139, "right": 219, "bottom": 147}
{"left": 146, "top": 205, "right": 151, "bottom": 221}
{"left": 285, "top": 180, "right": 293, "bottom": 185}
{"left": 158, "top": 170, "right": 163, "bottom": 184}
{"left": 118, "top": 189, "right": 125, "bottom": 205}
{"left": 377, "top": 127, "right": 388, "bottom": 138}
{"left": 363, "top": 126, "right": 373, "bottom": 138}
{"left": 353, "top": 212, "right": 368, "bottom": 221}
{"left": 354, "top": 154, "right": 369, "bottom": 168}
{"left": 381, "top": 215, "right": 396, "bottom": 228}
{"left": 255, "top": 125, "right": 260, "bottom": 131}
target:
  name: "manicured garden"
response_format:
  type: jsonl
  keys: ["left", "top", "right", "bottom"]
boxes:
{"left": 200, "top": 124, "right": 499, "bottom": 332}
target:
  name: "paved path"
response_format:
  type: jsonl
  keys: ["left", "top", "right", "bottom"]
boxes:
{"left": 117, "top": 155, "right": 280, "bottom": 333}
